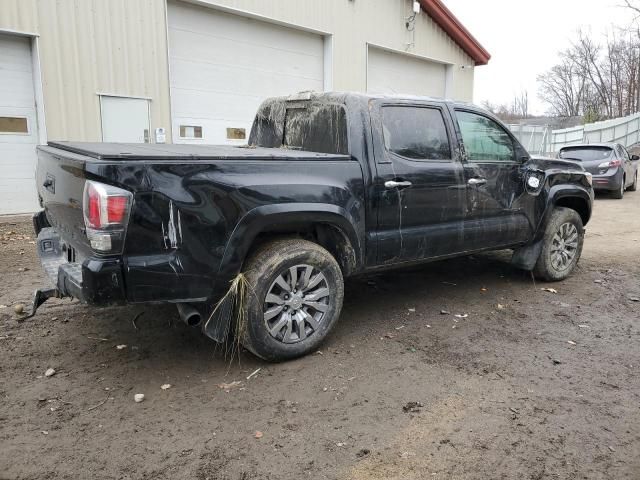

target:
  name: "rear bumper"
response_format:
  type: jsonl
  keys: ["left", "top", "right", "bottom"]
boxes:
{"left": 592, "top": 171, "right": 622, "bottom": 191}
{"left": 36, "top": 227, "right": 126, "bottom": 305}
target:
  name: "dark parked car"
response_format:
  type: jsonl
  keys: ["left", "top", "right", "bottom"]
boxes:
{"left": 32, "top": 92, "right": 594, "bottom": 361}
{"left": 558, "top": 143, "right": 638, "bottom": 199}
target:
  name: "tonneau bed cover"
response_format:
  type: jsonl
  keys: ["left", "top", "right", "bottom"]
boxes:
{"left": 44, "top": 142, "right": 351, "bottom": 161}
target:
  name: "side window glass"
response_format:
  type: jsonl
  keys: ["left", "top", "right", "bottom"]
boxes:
{"left": 382, "top": 106, "right": 451, "bottom": 161}
{"left": 614, "top": 145, "right": 621, "bottom": 159}
{"left": 456, "top": 111, "right": 515, "bottom": 162}
{"left": 620, "top": 146, "right": 629, "bottom": 161}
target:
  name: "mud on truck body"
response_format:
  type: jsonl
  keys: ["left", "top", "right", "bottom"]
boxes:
{"left": 32, "top": 92, "right": 594, "bottom": 361}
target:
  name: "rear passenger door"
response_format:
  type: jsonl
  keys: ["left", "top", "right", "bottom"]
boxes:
{"left": 452, "top": 108, "right": 533, "bottom": 250}
{"left": 372, "top": 101, "right": 467, "bottom": 264}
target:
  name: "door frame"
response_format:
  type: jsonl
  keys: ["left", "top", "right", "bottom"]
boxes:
{"left": 0, "top": 29, "right": 47, "bottom": 146}
{"left": 0, "top": 29, "right": 46, "bottom": 214}
{"left": 98, "top": 94, "right": 151, "bottom": 142}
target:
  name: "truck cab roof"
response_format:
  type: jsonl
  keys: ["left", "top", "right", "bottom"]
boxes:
{"left": 274, "top": 90, "right": 472, "bottom": 109}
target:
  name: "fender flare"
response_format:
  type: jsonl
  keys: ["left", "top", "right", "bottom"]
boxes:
{"left": 535, "top": 185, "right": 593, "bottom": 241}
{"left": 512, "top": 185, "right": 592, "bottom": 271}
{"left": 202, "top": 203, "right": 362, "bottom": 343}
{"left": 217, "top": 202, "right": 362, "bottom": 284}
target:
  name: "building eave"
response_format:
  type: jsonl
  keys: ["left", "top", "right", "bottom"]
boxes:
{"left": 419, "top": 0, "right": 491, "bottom": 66}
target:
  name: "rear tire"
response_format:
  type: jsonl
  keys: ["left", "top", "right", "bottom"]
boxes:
{"left": 533, "top": 207, "right": 584, "bottom": 282}
{"left": 612, "top": 176, "right": 625, "bottom": 199}
{"left": 240, "top": 239, "right": 344, "bottom": 362}
{"left": 628, "top": 172, "right": 637, "bottom": 192}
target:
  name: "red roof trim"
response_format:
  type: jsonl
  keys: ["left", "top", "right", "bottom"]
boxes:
{"left": 418, "top": 0, "right": 491, "bottom": 66}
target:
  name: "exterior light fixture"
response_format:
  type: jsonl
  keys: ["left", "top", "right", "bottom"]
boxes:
{"left": 406, "top": 1, "right": 421, "bottom": 30}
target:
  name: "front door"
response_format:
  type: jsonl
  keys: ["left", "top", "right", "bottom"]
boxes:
{"left": 373, "top": 102, "right": 467, "bottom": 264}
{"left": 617, "top": 144, "right": 633, "bottom": 187}
{"left": 100, "top": 96, "right": 150, "bottom": 143}
{"left": 452, "top": 108, "right": 533, "bottom": 250}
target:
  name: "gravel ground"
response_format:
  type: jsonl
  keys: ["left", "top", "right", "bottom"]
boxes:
{"left": 1, "top": 191, "right": 639, "bottom": 480}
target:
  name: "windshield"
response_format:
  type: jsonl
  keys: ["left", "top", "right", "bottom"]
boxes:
{"left": 559, "top": 147, "right": 613, "bottom": 162}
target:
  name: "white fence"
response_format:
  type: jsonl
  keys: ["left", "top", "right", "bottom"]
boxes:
{"left": 508, "top": 112, "right": 640, "bottom": 156}
{"left": 507, "top": 124, "right": 553, "bottom": 156}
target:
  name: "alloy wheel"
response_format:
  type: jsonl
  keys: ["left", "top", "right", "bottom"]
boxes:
{"left": 550, "top": 222, "right": 579, "bottom": 271}
{"left": 263, "top": 265, "right": 330, "bottom": 344}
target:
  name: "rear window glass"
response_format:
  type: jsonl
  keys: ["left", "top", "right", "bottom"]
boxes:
{"left": 382, "top": 106, "right": 451, "bottom": 160}
{"left": 283, "top": 104, "right": 349, "bottom": 155}
{"left": 559, "top": 147, "right": 613, "bottom": 162}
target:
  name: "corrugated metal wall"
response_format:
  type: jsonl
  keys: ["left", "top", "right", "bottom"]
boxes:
{"left": 0, "top": 0, "right": 475, "bottom": 143}
{"left": 0, "top": 0, "right": 171, "bottom": 142}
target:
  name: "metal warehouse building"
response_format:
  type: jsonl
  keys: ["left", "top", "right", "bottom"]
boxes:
{"left": 0, "top": 0, "right": 489, "bottom": 215}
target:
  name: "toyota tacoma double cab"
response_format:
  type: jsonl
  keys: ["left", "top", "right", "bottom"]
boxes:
{"left": 32, "top": 92, "right": 594, "bottom": 361}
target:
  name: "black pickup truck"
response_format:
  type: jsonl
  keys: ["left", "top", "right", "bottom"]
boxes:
{"left": 32, "top": 92, "right": 594, "bottom": 361}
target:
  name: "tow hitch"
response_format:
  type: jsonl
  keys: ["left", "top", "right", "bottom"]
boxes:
{"left": 24, "top": 287, "right": 60, "bottom": 319}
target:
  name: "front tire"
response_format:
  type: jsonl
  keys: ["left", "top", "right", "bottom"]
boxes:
{"left": 533, "top": 207, "right": 584, "bottom": 282}
{"left": 240, "top": 239, "right": 344, "bottom": 362}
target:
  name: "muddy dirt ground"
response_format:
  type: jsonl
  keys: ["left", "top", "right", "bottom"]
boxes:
{"left": 1, "top": 192, "right": 640, "bottom": 480}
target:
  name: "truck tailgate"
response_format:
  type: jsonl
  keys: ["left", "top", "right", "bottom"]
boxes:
{"left": 36, "top": 145, "right": 92, "bottom": 257}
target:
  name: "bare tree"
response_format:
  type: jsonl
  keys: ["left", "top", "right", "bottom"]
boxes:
{"left": 513, "top": 90, "right": 529, "bottom": 118}
{"left": 535, "top": 3, "right": 640, "bottom": 119}
{"left": 624, "top": 0, "right": 640, "bottom": 17}
{"left": 538, "top": 27, "right": 640, "bottom": 119}
{"left": 572, "top": 31, "right": 614, "bottom": 117}
{"left": 537, "top": 51, "right": 586, "bottom": 117}
{"left": 480, "top": 100, "right": 498, "bottom": 114}
{"left": 480, "top": 97, "right": 529, "bottom": 122}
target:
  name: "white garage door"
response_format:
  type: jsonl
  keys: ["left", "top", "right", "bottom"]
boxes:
{"left": 168, "top": 2, "right": 325, "bottom": 145}
{"left": 0, "top": 33, "right": 39, "bottom": 215}
{"left": 367, "top": 46, "right": 447, "bottom": 98}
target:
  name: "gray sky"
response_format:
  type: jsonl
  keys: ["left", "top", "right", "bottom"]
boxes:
{"left": 443, "top": 0, "right": 634, "bottom": 114}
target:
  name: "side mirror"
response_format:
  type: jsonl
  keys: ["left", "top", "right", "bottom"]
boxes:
{"left": 631, "top": 154, "right": 639, "bottom": 161}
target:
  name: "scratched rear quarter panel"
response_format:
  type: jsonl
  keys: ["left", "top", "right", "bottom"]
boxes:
{"left": 117, "top": 158, "right": 365, "bottom": 303}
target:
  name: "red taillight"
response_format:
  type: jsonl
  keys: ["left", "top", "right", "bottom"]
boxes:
{"left": 107, "top": 196, "right": 128, "bottom": 223}
{"left": 83, "top": 181, "right": 133, "bottom": 253}
{"left": 83, "top": 180, "right": 132, "bottom": 229}
{"left": 82, "top": 180, "right": 133, "bottom": 253}
{"left": 598, "top": 159, "right": 622, "bottom": 170}
{"left": 88, "top": 186, "right": 102, "bottom": 228}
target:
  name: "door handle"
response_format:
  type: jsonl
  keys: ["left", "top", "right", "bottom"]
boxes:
{"left": 467, "top": 178, "right": 487, "bottom": 186}
{"left": 385, "top": 180, "right": 412, "bottom": 189}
